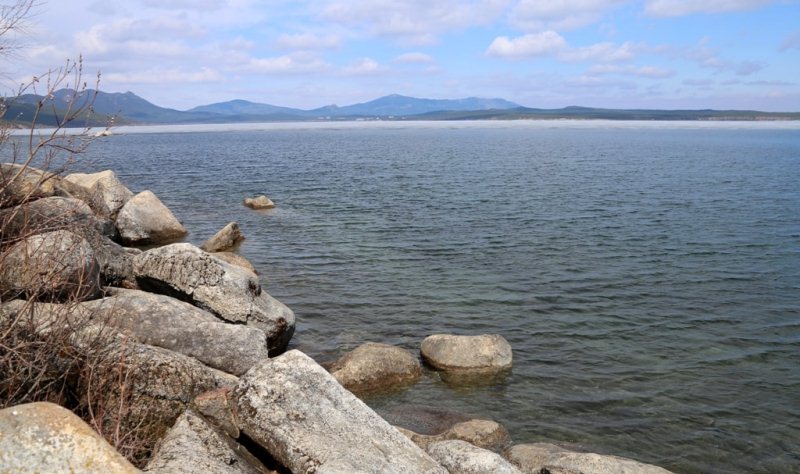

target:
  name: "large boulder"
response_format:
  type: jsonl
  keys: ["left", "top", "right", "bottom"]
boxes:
{"left": 427, "top": 440, "right": 522, "bottom": 474}
{"left": 0, "top": 402, "right": 138, "bottom": 473}
{"left": 194, "top": 388, "right": 239, "bottom": 439}
{"left": 504, "top": 443, "right": 674, "bottom": 474}
{"left": 0, "top": 230, "right": 101, "bottom": 301}
{"left": 116, "top": 190, "right": 187, "bottom": 245}
{"left": 421, "top": 334, "right": 512, "bottom": 375}
{"left": 0, "top": 196, "right": 114, "bottom": 242}
{"left": 133, "top": 243, "right": 294, "bottom": 353}
{"left": 0, "top": 163, "right": 65, "bottom": 207}
{"left": 233, "top": 350, "right": 447, "bottom": 474}
{"left": 92, "top": 238, "right": 140, "bottom": 288}
{"left": 329, "top": 342, "right": 421, "bottom": 393}
{"left": 145, "top": 410, "right": 268, "bottom": 474}
{"left": 83, "top": 289, "right": 271, "bottom": 376}
{"left": 243, "top": 195, "right": 275, "bottom": 210}
{"left": 200, "top": 221, "right": 244, "bottom": 252}
{"left": 64, "top": 169, "right": 133, "bottom": 217}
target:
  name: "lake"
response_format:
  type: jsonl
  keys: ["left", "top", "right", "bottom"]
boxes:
{"left": 73, "top": 120, "right": 799, "bottom": 473}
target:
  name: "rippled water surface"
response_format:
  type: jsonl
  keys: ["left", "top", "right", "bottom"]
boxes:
{"left": 80, "top": 121, "right": 799, "bottom": 473}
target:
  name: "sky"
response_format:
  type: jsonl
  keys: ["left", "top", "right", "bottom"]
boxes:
{"left": 4, "top": 0, "right": 800, "bottom": 111}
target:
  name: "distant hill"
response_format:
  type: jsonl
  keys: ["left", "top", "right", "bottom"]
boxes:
{"left": 2, "top": 89, "right": 798, "bottom": 127}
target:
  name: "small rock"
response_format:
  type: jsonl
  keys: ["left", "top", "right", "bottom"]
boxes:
{"left": 427, "top": 440, "right": 522, "bottom": 474}
{"left": 212, "top": 251, "right": 258, "bottom": 275}
{"left": 243, "top": 195, "right": 275, "bottom": 210}
{"left": 394, "top": 418, "right": 511, "bottom": 453}
{"left": 504, "top": 443, "right": 674, "bottom": 474}
{"left": 116, "top": 190, "right": 187, "bottom": 245}
{"left": 0, "top": 230, "right": 101, "bottom": 302}
{"left": 0, "top": 402, "right": 138, "bottom": 473}
{"left": 133, "top": 243, "right": 294, "bottom": 354}
{"left": 329, "top": 342, "right": 421, "bottom": 393}
{"left": 201, "top": 221, "right": 245, "bottom": 252}
{"left": 145, "top": 410, "right": 267, "bottom": 474}
{"left": 421, "top": 334, "right": 512, "bottom": 375}
{"left": 232, "top": 350, "right": 447, "bottom": 474}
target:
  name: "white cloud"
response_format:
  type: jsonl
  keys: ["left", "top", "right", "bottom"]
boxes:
{"left": 243, "top": 54, "right": 330, "bottom": 74}
{"left": 275, "top": 33, "right": 341, "bottom": 51}
{"left": 342, "top": 57, "right": 385, "bottom": 75}
{"left": 644, "top": 0, "right": 774, "bottom": 17}
{"left": 509, "top": 0, "right": 629, "bottom": 32}
{"left": 779, "top": 31, "right": 800, "bottom": 52}
{"left": 588, "top": 64, "right": 674, "bottom": 78}
{"left": 559, "top": 41, "right": 636, "bottom": 62}
{"left": 486, "top": 31, "right": 567, "bottom": 58}
{"left": 104, "top": 67, "right": 223, "bottom": 84}
{"left": 394, "top": 52, "right": 435, "bottom": 63}
{"left": 322, "top": 0, "right": 507, "bottom": 45}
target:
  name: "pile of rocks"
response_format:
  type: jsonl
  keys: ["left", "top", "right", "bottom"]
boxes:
{"left": 0, "top": 163, "right": 673, "bottom": 473}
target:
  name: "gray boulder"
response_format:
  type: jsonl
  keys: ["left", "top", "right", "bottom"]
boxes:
{"left": 427, "top": 440, "right": 522, "bottom": 474}
{"left": 64, "top": 169, "right": 133, "bottom": 217}
{"left": 145, "top": 410, "right": 268, "bottom": 474}
{"left": 330, "top": 342, "right": 421, "bottom": 393}
{"left": 0, "top": 196, "right": 115, "bottom": 242}
{"left": 0, "top": 163, "right": 66, "bottom": 207}
{"left": 83, "top": 289, "right": 271, "bottom": 376}
{"left": 133, "top": 243, "right": 294, "bottom": 353}
{"left": 0, "top": 230, "right": 101, "bottom": 301}
{"left": 194, "top": 388, "right": 239, "bottom": 439}
{"left": 233, "top": 350, "right": 447, "bottom": 474}
{"left": 421, "top": 334, "right": 512, "bottom": 375}
{"left": 200, "top": 221, "right": 244, "bottom": 252}
{"left": 0, "top": 402, "right": 138, "bottom": 473}
{"left": 243, "top": 195, "right": 275, "bottom": 209}
{"left": 504, "top": 443, "right": 674, "bottom": 474}
{"left": 116, "top": 190, "right": 187, "bottom": 245}
{"left": 93, "top": 238, "right": 140, "bottom": 288}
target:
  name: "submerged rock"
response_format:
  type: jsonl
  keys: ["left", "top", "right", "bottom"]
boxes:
{"left": 0, "top": 402, "right": 138, "bottom": 473}
{"left": 504, "top": 443, "right": 674, "bottom": 474}
{"left": 233, "top": 350, "right": 446, "bottom": 474}
{"left": 116, "top": 190, "right": 187, "bottom": 245}
{"left": 330, "top": 342, "right": 421, "bottom": 393}
{"left": 145, "top": 410, "right": 268, "bottom": 474}
{"left": 0, "top": 230, "right": 101, "bottom": 302}
{"left": 421, "top": 334, "right": 512, "bottom": 375}
{"left": 399, "top": 419, "right": 512, "bottom": 453}
{"left": 133, "top": 243, "right": 295, "bottom": 353}
{"left": 243, "top": 195, "right": 275, "bottom": 210}
{"left": 427, "top": 440, "right": 522, "bottom": 474}
{"left": 201, "top": 221, "right": 245, "bottom": 252}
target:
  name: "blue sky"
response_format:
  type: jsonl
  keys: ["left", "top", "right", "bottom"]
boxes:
{"left": 7, "top": 0, "right": 800, "bottom": 111}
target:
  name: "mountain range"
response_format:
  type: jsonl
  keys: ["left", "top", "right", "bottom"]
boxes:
{"left": 2, "top": 89, "right": 798, "bottom": 127}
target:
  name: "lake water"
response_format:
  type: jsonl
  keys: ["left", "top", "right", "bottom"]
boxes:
{"left": 75, "top": 121, "right": 799, "bottom": 473}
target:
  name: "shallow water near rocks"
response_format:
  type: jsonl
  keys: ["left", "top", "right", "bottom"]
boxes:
{"left": 73, "top": 121, "right": 798, "bottom": 473}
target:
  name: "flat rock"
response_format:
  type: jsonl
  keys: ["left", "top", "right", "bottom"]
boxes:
{"left": 116, "top": 190, "right": 187, "bottom": 245}
{"left": 0, "top": 402, "right": 138, "bottom": 473}
{"left": 243, "top": 195, "right": 275, "bottom": 210}
{"left": 233, "top": 350, "right": 447, "bottom": 474}
{"left": 145, "top": 410, "right": 267, "bottom": 474}
{"left": 133, "top": 243, "right": 294, "bottom": 353}
{"left": 201, "top": 221, "right": 244, "bottom": 252}
{"left": 421, "top": 334, "right": 512, "bottom": 374}
{"left": 0, "top": 230, "right": 101, "bottom": 302}
{"left": 84, "top": 288, "right": 271, "bottom": 376}
{"left": 427, "top": 440, "right": 522, "bottom": 474}
{"left": 64, "top": 169, "right": 133, "bottom": 217}
{"left": 329, "top": 342, "right": 421, "bottom": 393}
{"left": 504, "top": 443, "right": 674, "bottom": 474}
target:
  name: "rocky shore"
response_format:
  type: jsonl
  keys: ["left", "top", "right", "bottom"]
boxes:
{"left": 0, "top": 163, "right": 674, "bottom": 473}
